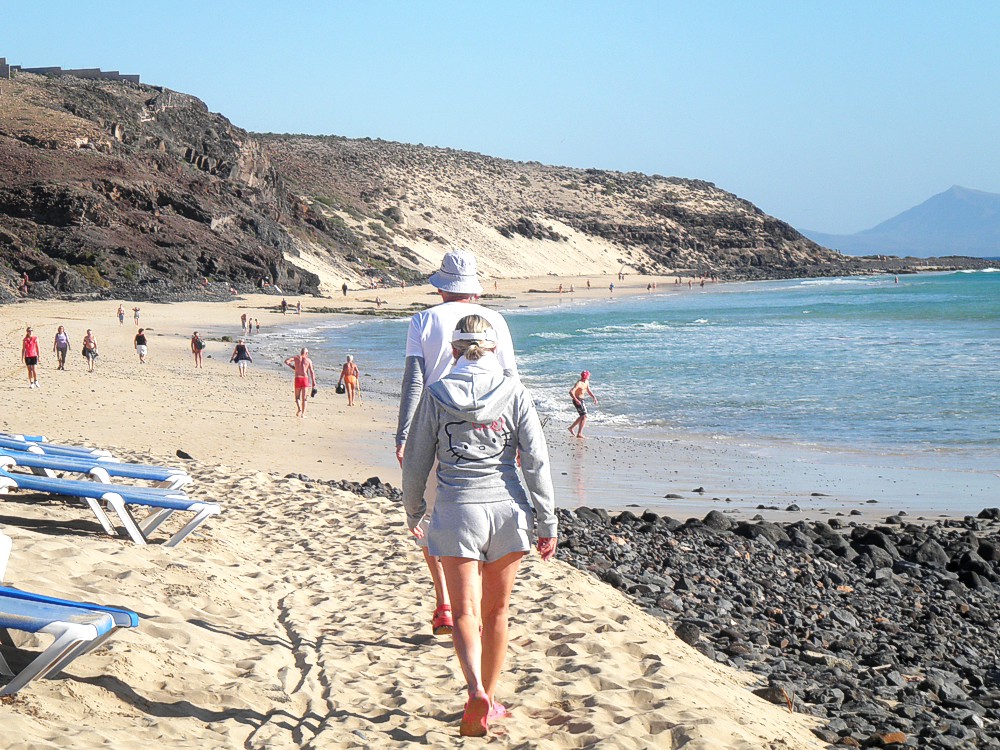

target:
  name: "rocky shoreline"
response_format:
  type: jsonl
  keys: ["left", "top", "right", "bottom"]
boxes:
{"left": 556, "top": 505, "right": 1000, "bottom": 749}
{"left": 328, "top": 472, "right": 1000, "bottom": 748}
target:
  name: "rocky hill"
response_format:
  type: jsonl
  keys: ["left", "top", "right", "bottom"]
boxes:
{"left": 259, "top": 133, "right": 843, "bottom": 292}
{"left": 0, "top": 72, "right": 320, "bottom": 301}
{"left": 0, "top": 70, "right": 938, "bottom": 301}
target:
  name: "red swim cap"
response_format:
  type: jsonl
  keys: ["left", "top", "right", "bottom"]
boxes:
{"left": 581, "top": 370, "right": 590, "bottom": 380}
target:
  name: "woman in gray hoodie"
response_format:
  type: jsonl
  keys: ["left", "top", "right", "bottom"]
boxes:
{"left": 402, "top": 314, "right": 558, "bottom": 737}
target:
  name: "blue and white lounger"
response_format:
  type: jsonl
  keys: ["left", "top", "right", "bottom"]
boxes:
{"left": 0, "top": 435, "right": 113, "bottom": 460}
{"left": 0, "top": 448, "right": 191, "bottom": 490}
{"left": 0, "top": 531, "right": 139, "bottom": 695}
{"left": 0, "top": 594, "right": 116, "bottom": 695}
{"left": 0, "top": 466, "right": 220, "bottom": 547}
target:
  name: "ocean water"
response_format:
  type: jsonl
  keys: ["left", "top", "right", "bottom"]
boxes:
{"left": 263, "top": 269, "right": 999, "bottom": 472}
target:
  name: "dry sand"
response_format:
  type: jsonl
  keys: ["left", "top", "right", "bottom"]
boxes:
{"left": 0, "top": 282, "right": 828, "bottom": 748}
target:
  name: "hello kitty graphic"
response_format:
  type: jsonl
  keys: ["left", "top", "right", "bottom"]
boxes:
{"left": 444, "top": 418, "right": 512, "bottom": 462}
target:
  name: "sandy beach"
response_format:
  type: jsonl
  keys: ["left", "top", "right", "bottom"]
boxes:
{"left": 0, "top": 278, "right": 837, "bottom": 748}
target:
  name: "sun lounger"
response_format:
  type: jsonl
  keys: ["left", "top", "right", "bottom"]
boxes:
{"left": 0, "top": 531, "right": 139, "bottom": 695}
{"left": 0, "top": 594, "right": 116, "bottom": 695}
{"left": 0, "top": 435, "right": 113, "bottom": 460}
{"left": 0, "top": 449, "right": 191, "bottom": 490}
{"left": 0, "top": 467, "right": 220, "bottom": 547}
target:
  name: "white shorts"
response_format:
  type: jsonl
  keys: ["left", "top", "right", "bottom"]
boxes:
{"left": 427, "top": 498, "right": 533, "bottom": 563}
{"left": 136, "top": 345, "right": 147, "bottom": 357}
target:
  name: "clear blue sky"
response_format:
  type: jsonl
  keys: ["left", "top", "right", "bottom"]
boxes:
{"left": 4, "top": 1, "right": 1000, "bottom": 234}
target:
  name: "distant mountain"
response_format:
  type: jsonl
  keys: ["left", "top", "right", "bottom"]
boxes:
{"left": 803, "top": 186, "right": 1000, "bottom": 258}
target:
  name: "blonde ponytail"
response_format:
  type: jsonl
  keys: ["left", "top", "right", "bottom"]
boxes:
{"left": 452, "top": 314, "right": 497, "bottom": 362}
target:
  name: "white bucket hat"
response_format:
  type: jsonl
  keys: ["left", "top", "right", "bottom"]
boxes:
{"left": 428, "top": 249, "right": 483, "bottom": 295}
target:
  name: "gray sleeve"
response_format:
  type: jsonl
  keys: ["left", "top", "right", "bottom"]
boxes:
{"left": 395, "top": 355, "right": 425, "bottom": 448}
{"left": 401, "top": 393, "right": 438, "bottom": 530}
{"left": 515, "top": 388, "right": 558, "bottom": 538}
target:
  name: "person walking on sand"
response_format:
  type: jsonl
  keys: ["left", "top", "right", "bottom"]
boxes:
{"left": 52, "top": 325, "right": 70, "bottom": 370}
{"left": 568, "top": 370, "right": 598, "bottom": 438}
{"left": 132, "top": 306, "right": 141, "bottom": 325}
{"left": 338, "top": 354, "right": 361, "bottom": 406}
{"left": 342, "top": 282, "right": 348, "bottom": 297}
{"left": 395, "top": 249, "right": 519, "bottom": 638}
{"left": 82, "top": 329, "right": 98, "bottom": 372}
{"left": 21, "top": 327, "right": 40, "bottom": 388}
{"left": 284, "top": 348, "right": 316, "bottom": 417}
{"left": 402, "top": 315, "right": 557, "bottom": 737}
{"left": 280, "top": 298, "right": 288, "bottom": 315}
{"left": 230, "top": 338, "right": 253, "bottom": 378}
{"left": 191, "top": 331, "right": 206, "bottom": 368}
{"left": 117, "top": 304, "right": 125, "bottom": 326}
{"left": 134, "top": 328, "right": 148, "bottom": 364}
{"left": 240, "top": 313, "right": 247, "bottom": 335}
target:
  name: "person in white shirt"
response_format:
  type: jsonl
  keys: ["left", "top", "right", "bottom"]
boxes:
{"left": 395, "top": 249, "right": 518, "bottom": 636}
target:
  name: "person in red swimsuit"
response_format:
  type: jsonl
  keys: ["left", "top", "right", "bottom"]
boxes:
{"left": 283, "top": 348, "right": 317, "bottom": 417}
{"left": 21, "top": 327, "right": 40, "bottom": 388}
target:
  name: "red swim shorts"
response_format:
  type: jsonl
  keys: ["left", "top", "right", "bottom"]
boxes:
{"left": 294, "top": 376, "right": 310, "bottom": 389}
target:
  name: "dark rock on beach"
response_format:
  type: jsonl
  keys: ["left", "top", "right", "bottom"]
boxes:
{"left": 555, "top": 505, "right": 1000, "bottom": 748}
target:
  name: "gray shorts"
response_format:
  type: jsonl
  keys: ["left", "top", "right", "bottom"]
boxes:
{"left": 427, "top": 499, "right": 533, "bottom": 563}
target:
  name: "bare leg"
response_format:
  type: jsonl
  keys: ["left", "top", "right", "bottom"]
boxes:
{"left": 440, "top": 557, "right": 484, "bottom": 694}
{"left": 422, "top": 547, "right": 450, "bottom": 607}
{"left": 294, "top": 387, "right": 303, "bottom": 416}
{"left": 479, "top": 552, "right": 524, "bottom": 701}
{"left": 568, "top": 416, "right": 582, "bottom": 435}
{"left": 576, "top": 415, "right": 587, "bottom": 437}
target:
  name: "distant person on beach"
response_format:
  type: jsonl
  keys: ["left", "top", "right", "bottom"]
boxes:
{"left": 21, "top": 326, "right": 40, "bottom": 388}
{"left": 338, "top": 354, "right": 361, "bottom": 406}
{"left": 296, "top": 301, "right": 302, "bottom": 315}
{"left": 133, "top": 306, "right": 141, "bottom": 325}
{"left": 230, "top": 338, "right": 253, "bottom": 378}
{"left": 284, "top": 348, "right": 316, "bottom": 417}
{"left": 568, "top": 370, "right": 598, "bottom": 438}
{"left": 280, "top": 298, "right": 288, "bottom": 315}
{"left": 609, "top": 282, "right": 615, "bottom": 294}
{"left": 191, "top": 332, "right": 206, "bottom": 368}
{"left": 19, "top": 272, "right": 29, "bottom": 296}
{"left": 82, "top": 329, "right": 98, "bottom": 372}
{"left": 134, "top": 328, "right": 148, "bottom": 364}
{"left": 402, "top": 314, "right": 557, "bottom": 737}
{"left": 240, "top": 313, "right": 248, "bottom": 334}
{"left": 342, "top": 282, "right": 348, "bottom": 297}
{"left": 117, "top": 304, "right": 125, "bottom": 326}
{"left": 255, "top": 318, "right": 260, "bottom": 333}
{"left": 395, "top": 249, "right": 519, "bottom": 637}
{"left": 52, "top": 326, "right": 70, "bottom": 370}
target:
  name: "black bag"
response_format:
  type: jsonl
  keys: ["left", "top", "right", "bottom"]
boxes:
{"left": 335, "top": 383, "right": 346, "bottom": 394}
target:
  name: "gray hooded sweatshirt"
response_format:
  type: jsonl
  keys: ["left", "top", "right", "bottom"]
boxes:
{"left": 402, "top": 355, "right": 558, "bottom": 539}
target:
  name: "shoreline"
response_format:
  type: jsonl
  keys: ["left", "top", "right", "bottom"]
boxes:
{"left": 5, "top": 269, "right": 992, "bottom": 525}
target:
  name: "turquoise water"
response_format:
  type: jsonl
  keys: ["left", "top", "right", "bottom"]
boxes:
{"left": 273, "top": 269, "right": 999, "bottom": 464}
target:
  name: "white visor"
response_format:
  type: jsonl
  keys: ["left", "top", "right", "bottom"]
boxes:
{"left": 452, "top": 329, "right": 497, "bottom": 344}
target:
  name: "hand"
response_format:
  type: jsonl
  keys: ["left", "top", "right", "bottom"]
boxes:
{"left": 395, "top": 444, "right": 405, "bottom": 467}
{"left": 410, "top": 524, "right": 425, "bottom": 539}
{"left": 537, "top": 537, "right": 557, "bottom": 561}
